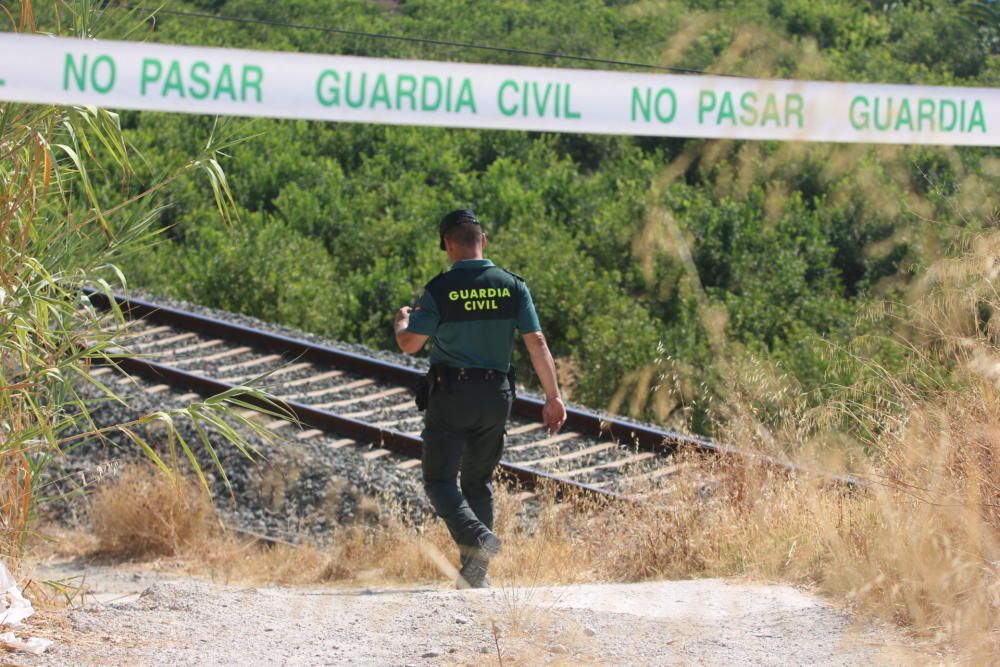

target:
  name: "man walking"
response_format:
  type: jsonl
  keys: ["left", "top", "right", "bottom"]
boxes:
{"left": 394, "top": 209, "right": 567, "bottom": 588}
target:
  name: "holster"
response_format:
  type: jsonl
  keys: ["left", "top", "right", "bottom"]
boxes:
{"left": 414, "top": 368, "right": 432, "bottom": 412}
{"left": 415, "top": 362, "right": 450, "bottom": 411}
{"left": 506, "top": 364, "right": 517, "bottom": 401}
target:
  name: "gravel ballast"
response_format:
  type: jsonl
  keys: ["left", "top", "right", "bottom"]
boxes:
{"left": 47, "top": 366, "right": 434, "bottom": 543}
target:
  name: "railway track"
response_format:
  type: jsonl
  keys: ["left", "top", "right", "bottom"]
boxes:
{"left": 83, "top": 290, "right": 727, "bottom": 502}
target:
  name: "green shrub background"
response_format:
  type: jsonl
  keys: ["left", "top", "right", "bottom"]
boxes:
{"left": 68, "top": 0, "right": 999, "bottom": 429}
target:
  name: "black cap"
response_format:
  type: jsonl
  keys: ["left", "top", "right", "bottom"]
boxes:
{"left": 438, "top": 209, "right": 481, "bottom": 250}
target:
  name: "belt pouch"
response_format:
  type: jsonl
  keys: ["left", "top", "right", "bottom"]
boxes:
{"left": 431, "top": 362, "right": 450, "bottom": 393}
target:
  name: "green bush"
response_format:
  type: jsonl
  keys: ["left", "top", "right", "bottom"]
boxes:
{"left": 99, "top": 0, "right": 999, "bottom": 427}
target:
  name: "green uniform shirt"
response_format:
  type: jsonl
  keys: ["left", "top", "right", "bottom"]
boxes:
{"left": 406, "top": 258, "right": 541, "bottom": 372}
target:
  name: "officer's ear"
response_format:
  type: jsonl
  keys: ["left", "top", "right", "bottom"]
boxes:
{"left": 481, "top": 232, "right": 488, "bottom": 249}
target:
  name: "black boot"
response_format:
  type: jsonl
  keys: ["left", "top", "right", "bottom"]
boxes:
{"left": 457, "top": 531, "right": 501, "bottom": 589}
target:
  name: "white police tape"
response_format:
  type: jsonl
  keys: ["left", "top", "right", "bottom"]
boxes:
{"left": 1, "top": 33, "right": 996, "bottom": 146}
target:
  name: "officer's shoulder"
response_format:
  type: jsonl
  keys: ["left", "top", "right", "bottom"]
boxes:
{"left": 423, "top": 270, "right": 449, "bottom": 289}
{"left": 497, "top": 267, "right": 526, "bottom": 283}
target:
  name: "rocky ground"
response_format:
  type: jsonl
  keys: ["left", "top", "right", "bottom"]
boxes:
{"left": 12, "top": 559, "right": 929, "bottom": 666}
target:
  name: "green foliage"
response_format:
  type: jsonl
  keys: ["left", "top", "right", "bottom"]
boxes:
{"left": 71, "top": 0, "right": 999, "bottom": 426}
{"left": 677, "top": 188, "right": 850, "bottom": 347}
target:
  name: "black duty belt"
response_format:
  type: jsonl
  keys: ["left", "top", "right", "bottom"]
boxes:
{"left": 434, "top": 365, "right": 507, "bottom": 384}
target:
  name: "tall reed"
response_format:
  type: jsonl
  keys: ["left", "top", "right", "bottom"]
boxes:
{"left": 1, "top": 0, "right": 284, "bottom": 566}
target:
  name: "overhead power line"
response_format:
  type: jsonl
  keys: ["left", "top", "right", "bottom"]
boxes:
{"left": 123, "top": 4, "right": 729, "bottom": 77}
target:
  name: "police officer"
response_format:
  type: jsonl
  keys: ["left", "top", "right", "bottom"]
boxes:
{"left": 394, "top": 209, "right": 567, "bottom": 588}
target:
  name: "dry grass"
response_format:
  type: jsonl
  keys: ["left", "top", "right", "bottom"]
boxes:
{"left": 36, "top": 393, "right": 997, "bottom": 661}
{"left": 89, "top": 465, "right": 213, "bottom": 559}
{"left": 43, "top": 420, "right": 995, "bottom": 661}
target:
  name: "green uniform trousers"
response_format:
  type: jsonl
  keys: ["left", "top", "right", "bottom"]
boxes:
{"left": 421, "top": 375, "right": 513, "bottom": 549}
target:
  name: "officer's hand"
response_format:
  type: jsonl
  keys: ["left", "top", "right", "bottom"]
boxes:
{"left": 395, "top": 306, "right": 412, "bottom": 323}
{"left": 542, "top": 396, "right": 567, "bottom": 435}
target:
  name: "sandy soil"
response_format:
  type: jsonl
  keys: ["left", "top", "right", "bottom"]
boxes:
{"left": 10, "top": 560, "right": 929, "bottom": 666}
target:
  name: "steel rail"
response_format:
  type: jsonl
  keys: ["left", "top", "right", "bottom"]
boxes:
{"left": 110, "top": 354, "right": 618, "bottom": 500}
{"left": 84, "top": 289, "right": 864, "bottom": 490}
{"left": 84, "top": 289, "right": 721, "bottom": 456}
{"left": 87, "top": 291, "right": 620, "bottom": 500}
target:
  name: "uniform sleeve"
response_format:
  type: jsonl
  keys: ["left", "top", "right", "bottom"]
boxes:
{"left": 405, "top": 289, "right": 440, "bottom": 335}
{"left": 517, "top": 282, "right": 542, "bottom": 333}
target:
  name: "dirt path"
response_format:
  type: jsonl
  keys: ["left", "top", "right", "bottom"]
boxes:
{"left": 15, "top": 560, "right": 925, "bottom": 666}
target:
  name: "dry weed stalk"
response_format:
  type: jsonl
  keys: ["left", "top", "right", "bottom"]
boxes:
{"left": 0, "top": 448, "right": 33, "bottom": 558}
